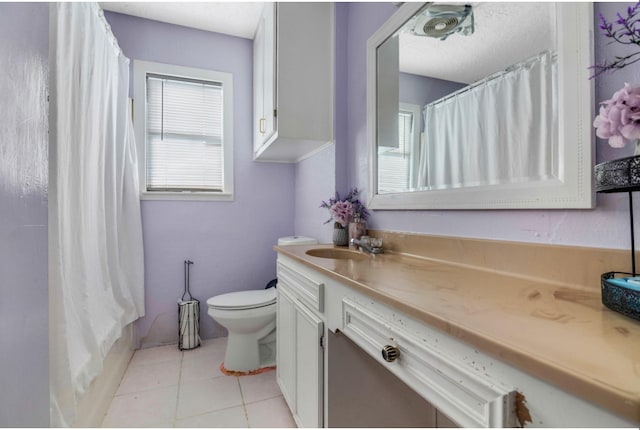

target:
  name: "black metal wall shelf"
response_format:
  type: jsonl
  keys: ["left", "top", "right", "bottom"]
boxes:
{"left": 595, "top": 155, "right": 640, "bottom": 320}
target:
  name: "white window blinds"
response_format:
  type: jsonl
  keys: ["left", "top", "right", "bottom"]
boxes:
{"left": 146, "top": 75, "right": 224, "bottom": 191}
{"left": 378, "top": 110, "right": 413, "bottom": 193}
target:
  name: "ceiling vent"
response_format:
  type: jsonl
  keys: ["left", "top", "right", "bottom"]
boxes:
{"left": 411, "top": 4, "right": 474, "bottom": 40}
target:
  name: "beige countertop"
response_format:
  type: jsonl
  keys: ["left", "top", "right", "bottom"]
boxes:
{"left": 274, "top": 243, "right": 640, "bottom": 423}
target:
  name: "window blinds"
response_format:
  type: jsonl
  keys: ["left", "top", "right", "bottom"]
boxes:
{"left": 378, "top": 110, "right": 413, "bottom": 193}
{"left": 146, "top": 75, "right": 224, "bottom": 191}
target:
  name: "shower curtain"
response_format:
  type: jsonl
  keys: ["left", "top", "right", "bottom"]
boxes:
{"left": 49, "top": 3, "right": 145, "bottom": 426}
{"left": 417, "top": 51, "right": 557, "bottom": 190}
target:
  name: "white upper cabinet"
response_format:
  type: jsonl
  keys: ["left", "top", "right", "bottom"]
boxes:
{"left": 253, "top": 3, "right": 276, "bottom": 151}
{"left": 253, "top": 2, "right": 334, "bottom": 162}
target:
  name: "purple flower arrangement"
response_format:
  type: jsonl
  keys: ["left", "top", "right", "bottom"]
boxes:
{"left": 591, "top": 3, "right": 640, "bottom": 150}
{"left": 590, "top": 2, "right": 640, "bottom": 79}
{"left": 594, "top": 83, "right": 640, "bottom": 148}
{"left": 320, "top": 188, "right": 369, "bottom": 228}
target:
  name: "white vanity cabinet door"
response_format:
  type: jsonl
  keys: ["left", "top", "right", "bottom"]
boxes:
{"left": 276, "top": 265, "right": 324, "bottom": 428}
{"left": 276, "top": 286, "right": 296, "bottom": 413}
{"left": 294, "top": 299, "right": 324, "bottom": 428}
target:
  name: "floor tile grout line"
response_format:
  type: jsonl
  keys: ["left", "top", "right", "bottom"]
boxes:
{"left": 113, "top": 381, "right": 181, "bottom": 398}
{"left": 173, "top": 348, "right": 185, "bottom": 427}
{"left": 99, "top": 346, "right": 138, "bottom": 427}
{"left": 128, "top": 343, "right": 185, "bottom": 367}
{"left": 237, "top": 375, "right": 252, "bottom": 427}
{"left": 243, "top": 393, "right": 286, "bottom": 406}
{"left": 114, "top": 350, "right": 184, "bottom": 397}
{"left": 172, "top": 403, "right": 247, "bottom": 424}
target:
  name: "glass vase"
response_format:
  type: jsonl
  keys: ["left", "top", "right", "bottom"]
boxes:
{"left": 348, "top": 220, "right": 367, "bottom": 248}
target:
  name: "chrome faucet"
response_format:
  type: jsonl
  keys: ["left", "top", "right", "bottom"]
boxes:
{"left": 351, "top": 237, "right": 384, "bottom": 254}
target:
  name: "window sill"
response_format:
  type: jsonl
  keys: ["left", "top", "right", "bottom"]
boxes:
{"left": 140, "top": 191, "right": 234, "bottom": 202}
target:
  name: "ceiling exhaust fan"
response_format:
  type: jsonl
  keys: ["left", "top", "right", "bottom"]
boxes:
{"left": 410, "top": 4, "right": 474, "bottom": 40}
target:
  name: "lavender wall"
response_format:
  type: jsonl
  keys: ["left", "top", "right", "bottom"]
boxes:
{"left": 326, "top": 2, "right": 639, "bottom": 253}
{"left": 294, "top": 146, "right": 335, "bottom": 243}
{"left": 334, "top": 3, "right": 349, "bottom": 200}
{"left": 343, "top": 2, "right": 397, "bottom": 226}
{"left": 293, "top": 4, "right": 348, "bottom": 243}
{"left": 105, "top": 12, "right": 296, "bottom": 345}
{"left": 0, "top": 3, "right": 49, "bottom": 426}
{"left": 294, "top": 2, "right": 398, "bottom": 241}
{"left": 399, "top": 72, "right": 465, "bottom": 134}
{"left": 399, "top": 72, "right": 465, "bottom": 106}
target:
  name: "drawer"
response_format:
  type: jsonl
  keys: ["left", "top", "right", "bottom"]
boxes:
{"left": 277, "top": 259, "right": 324, "bottom": 313}
{"left": 341, "top": 297, "right": 516, "bottom": 428}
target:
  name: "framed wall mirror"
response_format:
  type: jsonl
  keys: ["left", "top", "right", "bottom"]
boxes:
{"left": 367, "top": 2, "right": 594, "bottom": 210}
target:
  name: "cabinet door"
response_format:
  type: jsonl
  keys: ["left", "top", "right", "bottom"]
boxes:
{"left": 262, "top": 2, "right": 275, "bottom": 140}
{"left": 276, "top": 286, "right": 296, "bottom": 412}
{"left": 295, "top": 301, "right": 324, "bottom": 428}
{"left": 252, "top": 13, "right": 265, "bottom": 153}
{"left": 253, "top": 2, "right": 275, "bottom": 153}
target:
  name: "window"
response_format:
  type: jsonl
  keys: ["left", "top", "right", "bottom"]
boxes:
{"left": 377, "top": 103, "right": 421, "bottom": 194}
{"left": 134, "top": 60, "right": 233, "bottom": 200}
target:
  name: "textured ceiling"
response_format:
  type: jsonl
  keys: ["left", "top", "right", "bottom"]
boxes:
{"left": 399, "top": 2, "right": 556, "bottom": 84}
{"left": 100, "top": 2, "right": 264, "bottom": 39}
{"left": 100, "top": 2, "right": 554, "bottom": 85}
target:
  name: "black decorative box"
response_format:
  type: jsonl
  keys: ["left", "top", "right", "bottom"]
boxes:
{"left": 601, "top": 272, "right": 640, "bottom": 322}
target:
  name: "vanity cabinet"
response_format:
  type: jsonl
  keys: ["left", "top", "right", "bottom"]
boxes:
{"left": 252, "top": 2, "right": 334, "bottom": 162}
{"left": 275, "top": 248, "right": 637, "bottom": 428}
{"left": 276, "top": 259, "right": 324, "bottom": 427}
{"left": 276, "top": 254, "right": 510, "bottom": 427}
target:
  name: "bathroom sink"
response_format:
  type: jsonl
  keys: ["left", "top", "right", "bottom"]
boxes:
{"left": 305, "top": 248, "right": 368, "bottom": 261}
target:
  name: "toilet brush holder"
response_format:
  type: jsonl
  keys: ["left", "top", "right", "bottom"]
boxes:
{"left": 178, "top": 260, "right": 201, "bottom": 350}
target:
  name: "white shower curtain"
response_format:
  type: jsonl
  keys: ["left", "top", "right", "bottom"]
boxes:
{"left": 50, "top": 3, "right": 145, "bottom": 426}
{"left": 417, "top": 51, "right": 557, "bottom": 190}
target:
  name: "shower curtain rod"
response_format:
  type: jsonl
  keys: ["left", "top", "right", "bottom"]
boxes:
{"left": 424, "top": 50, "right": 557, "bottom": 111}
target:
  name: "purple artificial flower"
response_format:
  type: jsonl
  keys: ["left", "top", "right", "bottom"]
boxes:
{"left": 329, "top": 201, "right": 354, "bottom": 227}
{"left": 593, "top": 83, "right": 640, "bottom": 148}
{"left": 320, "top": 188, "right": 369, "bottom": 227}
{"left": 590, "top": 2, "right": 640, "bottom": 79}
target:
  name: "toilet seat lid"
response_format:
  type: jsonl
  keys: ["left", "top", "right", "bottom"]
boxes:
{"left": 207, "top": 288, "right": 277, "bottom": 310}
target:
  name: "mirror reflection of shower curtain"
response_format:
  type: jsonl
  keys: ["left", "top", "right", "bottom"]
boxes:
{"left": 50, "top": 3, "right": 145, "bottom": 426}
{"left": 417, "top": 51, "right": 557, "bottom": 190}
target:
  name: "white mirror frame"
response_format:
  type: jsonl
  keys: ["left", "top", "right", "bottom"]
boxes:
{"left": 367, "top": 2, "right": 594, "bottom": 210}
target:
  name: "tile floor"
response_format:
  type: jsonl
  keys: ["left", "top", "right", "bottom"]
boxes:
{"left": 102, "top": 337, "right": 297, "bottom": 428}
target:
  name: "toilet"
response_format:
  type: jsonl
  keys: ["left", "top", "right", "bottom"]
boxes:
{"left": 207, "top": 236, "right": 317, "bottom": 372}
{"left": 207, "top": 289, "right": 278, "bottom": 372}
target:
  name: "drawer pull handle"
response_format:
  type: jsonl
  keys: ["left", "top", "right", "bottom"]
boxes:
{"left": 381, "top": 345, "right": 400, "bottom": 362}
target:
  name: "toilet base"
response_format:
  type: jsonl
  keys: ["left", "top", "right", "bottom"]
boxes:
{"left": 207, "top": 299, "right": 277, "bottom": 373}
{"left": 223, "top": 326, "right": 276, "bottom": 372}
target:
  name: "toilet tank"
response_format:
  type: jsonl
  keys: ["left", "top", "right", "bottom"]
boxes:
{"left": 277, "top": 236, "right": 317, "bottom": 246}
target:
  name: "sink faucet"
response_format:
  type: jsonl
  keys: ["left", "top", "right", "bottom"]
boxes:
{"left": 351, "top": 237, "right": 384, "bottom": 254}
